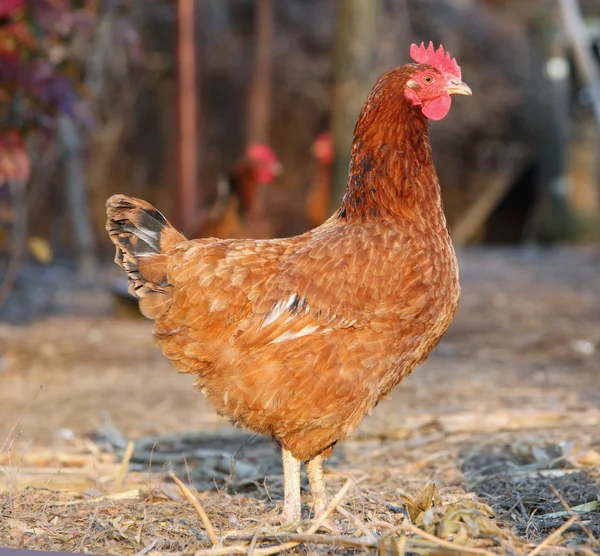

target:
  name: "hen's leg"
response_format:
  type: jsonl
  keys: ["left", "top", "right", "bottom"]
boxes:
{"left": 281, "top": 447, "right": 301, "bottom": 523}
{"left": 306, "top": 455, "right": 327, "bottom": 517}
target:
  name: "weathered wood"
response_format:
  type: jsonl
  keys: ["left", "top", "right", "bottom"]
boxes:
{"left": 57, "top": 115, "right": 97, "bottom": 274}
{"left": 0, "top": 180, "right": 27, "bottom": 310}
{"left": 246, "top": 0, "right": 274, "bottom": 146}
{"left": 559, "top": 0, "right": 600, "bottom": 127}
{"left": 330, "top": 0, "right": 382, "bottom": 209}
{"left": 523, "top": 8, "right": 572, "bottom": 243}
{"left": 176, "top": 0, "right": 199, "bottom": 237}
{"left": 450, "top": 155, "right": 526, "bottom": 246}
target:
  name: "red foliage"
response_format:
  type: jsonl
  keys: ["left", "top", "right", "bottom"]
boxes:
{"left": 0, "top": 129, "right": 29, "bottom": 182}
{"left": 0, "top": 0, "right": 24, "bottom": 19}
{"left": 0, "top": 0, "right": 98, "bottom": 178}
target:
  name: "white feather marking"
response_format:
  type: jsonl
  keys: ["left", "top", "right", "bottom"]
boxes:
{"left": 261, "top": 299, "right": 286, "bottom": 328}
{"left": 261, "top": 293, "right": 299, "bottom": 329}
{"left": 269, "top": 324, "right": 322, "bottom": 345}
{"left": 209, "top": 297, "right": 228, "bottom": 312}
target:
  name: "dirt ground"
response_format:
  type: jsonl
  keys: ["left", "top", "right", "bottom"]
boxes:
{"left": 0, "top": 247, "right": 599, "bottom": 554}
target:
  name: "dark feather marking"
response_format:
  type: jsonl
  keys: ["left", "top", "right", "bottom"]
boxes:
{"left": 137, "top": 209, "right": 168, "bottom": 234}
{"left": 118, "top": 224, "right": 160, "bottom": 253}
{"left": 288, "top": 294, "right": 300, "bottom": 315}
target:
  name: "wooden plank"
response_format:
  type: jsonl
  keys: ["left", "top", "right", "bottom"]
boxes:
{"left": 330, "top": 0, "right": 382, "bottom": 209}
{"left": 246, "top": 0, "right": 274, "bottom": 146}
{"left": 176, "top": 0, "right": 199, "bottom": 236}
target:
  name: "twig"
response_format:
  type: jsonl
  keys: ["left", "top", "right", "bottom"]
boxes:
{"left": 364, "top": 490, "right": 409, "bottom": 516}
{"left": 253, "top": 541, "right": 305, "bottom": 555}
{"left": 169, "top": 470, "right": 218, "bottom": 546}
{"left": 549, "top": 484, "right": 600, "bottom": 548}
{"left": 113, "top": 440, "right": 134, "bottom": 490}
{"left": 49, "top": 489, "right": 140, "bottom": 506}
{"left": 0, "top": 385, "right": 44, "bottom": 454}
{"left": 202, "top": 534, "right": 377, "bottom": 554}
{"left": 305, "top": 477, "right": 352, "bottom": 535}
{"left": 366, "top": 519, "right": 396, "bottom": 530}
{"left": 336, "top": 505, "right": 376, "bottom": 539}
{"left": 195, "top": 546, "right": 255, "bottom": 555}
{"left": 135, "top": 539, "right": 158, "bottom": 555}
{"left": 195, "top": 542, "right": 309, "bottom": 556}
{"left": 76, "top": 502, "right": 100, "bottom": 552}
{"left": 258, "top": 534, "right": 375, "bottom": 550}
{"left": 526, "top": 516, "right": 578, "bottom": 556}
{"left": 246, "top": 529, "right": 260, "bottom": 556}
{"left": 395, "top": 522, "right": 495, "bottom": 556}
{"left": 215, "top": 478, "right": 355, "bottom": 556}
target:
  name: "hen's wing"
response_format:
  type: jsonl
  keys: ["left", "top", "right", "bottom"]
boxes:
{"left": 156, "top": 219, "right": 433, "bottom": 369}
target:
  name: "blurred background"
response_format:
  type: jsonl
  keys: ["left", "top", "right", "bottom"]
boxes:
{"left": 0, "top": 0, "right": 599, "bottom": 323}
{"left": 1, "top": 3, "right": 600, "bottom": 550}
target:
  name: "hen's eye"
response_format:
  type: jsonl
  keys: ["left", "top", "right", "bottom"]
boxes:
{"left": 423, "top": 75, "right": 434, "bottom": 84}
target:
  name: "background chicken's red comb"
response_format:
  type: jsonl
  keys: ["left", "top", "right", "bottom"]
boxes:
{"left": 247, "top": 143, "right": 278, "bottom": 164}
{"left": 410, "top": 42, "right": 461, "bottom": 79}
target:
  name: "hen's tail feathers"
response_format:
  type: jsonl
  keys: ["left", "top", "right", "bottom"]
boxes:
{"left": 106, "top": 194, "right": 186, "bottom": 319}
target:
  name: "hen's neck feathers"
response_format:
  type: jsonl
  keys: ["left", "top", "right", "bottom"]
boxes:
{"left": 337, "top": 65, "right": 446, "bottom": 229}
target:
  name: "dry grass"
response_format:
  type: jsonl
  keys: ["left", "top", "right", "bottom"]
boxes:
{"left": 1, "top": 248, "right": 599, "bottom": 554}
{"left": 1, "top": 425, "right": 598, "bottom": 555}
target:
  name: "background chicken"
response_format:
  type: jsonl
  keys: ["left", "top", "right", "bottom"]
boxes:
{"left": 305, "top": 131, "right": 334, "bottom": 229}
{"left": 196, "top": 143, "right": 282, "bottom": 240}
{"left": 106, "top": 42, "right": 470, "bottom": 523}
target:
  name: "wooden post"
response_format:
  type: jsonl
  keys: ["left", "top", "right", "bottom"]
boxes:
{"left": 330, "top": 0, "right": 381, "bottom": 209}
{"left": 559, "top": 0, "right": 600, "bottom": 127}
{"left": 176, "top": 0, "right": 199, "bottom": 236}
{"left": 58, "top": 114, "right": 97, "bottom": 274}
{"left": 246, "top": 0, "right": 274, "bottom": 146}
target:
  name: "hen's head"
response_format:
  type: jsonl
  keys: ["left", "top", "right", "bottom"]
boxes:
{"left": 247, "top": 144, "right": 282, "bottom": 185}
{"left": 405, "top": 42, "right": 471, "bottom": 121}
{"left": 311, "top": 132, "right": 333, "bottom": 166}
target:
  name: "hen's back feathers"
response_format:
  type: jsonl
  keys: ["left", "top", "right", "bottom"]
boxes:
{"left": 106, "top": 195, "right": 186, "bottom": 319}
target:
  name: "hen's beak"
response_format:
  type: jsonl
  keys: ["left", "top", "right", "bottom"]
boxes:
{"left": 446, "top": 80, "right": 472, "bottom": 96}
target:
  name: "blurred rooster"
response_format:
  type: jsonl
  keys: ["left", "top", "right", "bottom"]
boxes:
{"left": 305, "top": 131, "right": 334, "bottom": 229}
{"left": 197, "top": 144, "right": 281, "bottom": 239}
{"left": 106, "top": 42, "right": 470, "bottom": 523}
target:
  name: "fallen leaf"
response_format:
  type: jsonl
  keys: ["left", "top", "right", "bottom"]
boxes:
{"left": 573, "top": 450, "right": 600, "bottom": 467}
{"left": 28, "top": 236, "right": 52, "bottom": 264}
{"left": 540, "top": 500, "right": 600, "bottom": 519}
{"left": 400, "top": 481, "right": 441, "bottom": 522}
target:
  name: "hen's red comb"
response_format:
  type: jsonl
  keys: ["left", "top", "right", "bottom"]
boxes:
{"left": 410, "top": 42, "right": 461, "bottom": 79}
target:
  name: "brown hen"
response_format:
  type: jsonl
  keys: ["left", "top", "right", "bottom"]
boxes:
{"left": 106, "top": 42, "right": 471, "bottom": 524}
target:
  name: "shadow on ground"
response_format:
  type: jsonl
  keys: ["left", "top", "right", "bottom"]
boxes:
{"left": 462, "top": 442, "right": 600, "bottom": 544}
{"left": 94, "top": 421, "right": 344, "bottom": 500}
